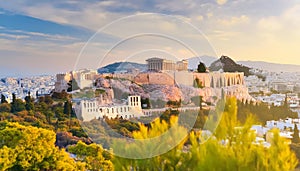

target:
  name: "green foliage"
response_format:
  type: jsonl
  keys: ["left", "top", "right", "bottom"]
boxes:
{"left": 113, "top": 97, "right": 298, "bottom": 170}
{"left": 104, "top": 116, "right": 139, "bottom": 137}
{"left": 11, "top": 98, "right": 25, "bottom": 113}
{"left": 67, "top": 79, "right": 80, "bottom": 92}
{"left": 73, "top": 89, "right": 95, "bottom": 99}
{"left": 0, "top": 103, "right": 11, "bottom": 113}
{"left": 215, "top": 97, "right": 238, "bottom": 141}
{"left": 51, "top": 91, "right": 69, "bottom": 100}
{"left": 237, "top": 100, "right": 298, "bottom": 124}
{"left": 95, "top": 89, "right": 106, "bottom": 97}
{"left": 25, "top": 93, "right": 34, "bottom": 111}
{"left": 193, "top": 77, "right": 204, "bottom": 88}
{"left": 0, "top": 122, "right": 82, "bottom": 171}
{"left": 0, "top": 93, "right": 299, "bottom": 170}
{"left": 166, "top": 99, "right": 181, "bottom": 108}
{"left": 113, "top": 116, "right": 188, "bottom": 170}
{"left": 68, "top": 141, "right": 113, "bottom": 171}
{"left": 268, "top": 129, "right": 298, "bottom": 170}
{"left": 63, "top": 100, "right": 72, "bottom": 115}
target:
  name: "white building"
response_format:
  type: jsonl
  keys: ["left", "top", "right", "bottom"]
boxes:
{"left": 266, "top": 118, "right": 300, "bottom": 131}
{"left": 74, "top": 95, "right": 144, "bottom": 121}
{"left": 54, "top": 69, "right": 98, "bottom": 92}
{"left": 72, "top": 69, "right": 98, "bottom": 89}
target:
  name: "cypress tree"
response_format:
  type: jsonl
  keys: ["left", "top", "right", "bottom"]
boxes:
{"left": 1, "top": 94, "right": 7, "bottom": 103}
{"left": 292, "top": 124, "right": 300, "bottom": 144}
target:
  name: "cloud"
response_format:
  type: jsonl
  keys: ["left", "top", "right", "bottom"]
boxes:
{"left": 195, "top": 15, "right": 204, "bottom": 22}
{"left": 1, "top": 0, "right": 300, "bottom": 75}
{"left": 218, "top": 15, "right": 250, "bottom": 27}
{"left": 257, "top": 16, "right": 282, "bottom": 31}
{"left": 216, "top": 0, "right": 227, "bottom": 5}
{"left": 0, "top": 33, "right": 30, "bottom": 39}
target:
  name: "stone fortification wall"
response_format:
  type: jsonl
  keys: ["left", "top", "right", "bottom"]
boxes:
{"left": 134, "top": 72, "right": 244, "bottom": 88}
{"left": 134, "top": 73, "right": 175, "bottom": 85}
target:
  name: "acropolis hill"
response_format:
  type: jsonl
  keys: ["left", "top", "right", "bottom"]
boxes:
{"left": 56, "top": 57, "right": 252, "bottom": 102}
{"left": 55, "top": 57, "right": 253, "bottom": 121}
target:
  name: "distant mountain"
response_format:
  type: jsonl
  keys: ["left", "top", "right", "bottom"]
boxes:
{"left": 237, "top": 61, "right": 300, "bottom": 72}
{"left": 187, "top": 55, "right": 217, "bottom": 69}
{"left": 97, "top": 62, "right": 147, "bottom": 73}
{"left": 209, "top": 56, "right": 251, "bottom": 76}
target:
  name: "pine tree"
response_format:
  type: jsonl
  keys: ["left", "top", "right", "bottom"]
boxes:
{"left": 64, "top": 100, "right": 72, "bottom": 129}
{"left": 292, "top": 124, "right": 300, "bottom": 144}
{"left": 25, "top": 92, "right": 34, "bottom": 111}
{"left": 197, "top": 62, "right": 207, "bottom": 73}
{"left": 63, "top": 100, "right": 72, "bottom": 115}
{"left": 11, "top": 93, "right": 16, "bottom": 113}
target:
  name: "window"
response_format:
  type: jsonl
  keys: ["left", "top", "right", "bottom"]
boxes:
{"left": 107, "top": 109, "right": 109, "bottom": 114}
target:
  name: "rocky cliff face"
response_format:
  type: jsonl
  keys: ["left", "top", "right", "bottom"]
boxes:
{"left": 95, "top": 75, "right": 253, "bottom": 106}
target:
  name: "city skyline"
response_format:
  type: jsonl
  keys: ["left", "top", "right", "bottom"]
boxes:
{"left": 1, "top": 0, "right": 300, "bottom": 77}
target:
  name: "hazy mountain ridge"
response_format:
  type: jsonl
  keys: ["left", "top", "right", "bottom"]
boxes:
{"left": 237, "top": 61, "right": 300, "bottom": 72}
{"left": 97, "top": 56, "right": 300, "bottom": 74}
{"left": 97, "top": 62, "right": 147, "bottom": 73}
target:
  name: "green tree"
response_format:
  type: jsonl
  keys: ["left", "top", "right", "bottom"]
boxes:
{"left": 44, "top": 95, "right": 54, "bottom": 105}
{"left": 11, "top": 97, "right": 25, "bottom": 113}
{"left": 0, "top": 122, "right": 83, "bottom": 170}
{"left": 0, "top": 94, "right": 7, "bottom": 104}
{"left": 197, "top": 62, "right": 207, "bottom": 73}
{"left": 293, "top": 124, "right": 300, "bottom": 144}
{"left": 25, "top": 92, "right": 34, "bottom": 111}
{"left": 68, "top": 141, "right": 113, "bottom": 171}
{"left": 64, "top": 100, "right": 72, "bottom": 129}
{"left": 0, "top": 103, "right": 11, "bottom": 113}
{"left": 63, "top": 100, "right": 72, "bottom": 115}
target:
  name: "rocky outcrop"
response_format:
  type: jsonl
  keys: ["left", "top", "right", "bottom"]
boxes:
{"left": 210, "top": 56, "right": 251, "bottom": 76}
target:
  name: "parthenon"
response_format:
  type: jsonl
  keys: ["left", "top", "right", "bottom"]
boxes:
{"left": 146, "top": 57, "right": 188, "bottom": 72}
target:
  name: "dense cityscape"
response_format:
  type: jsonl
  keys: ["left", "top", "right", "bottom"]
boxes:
{"left": 1, "top": 56, "right": 300, "bottom": 170}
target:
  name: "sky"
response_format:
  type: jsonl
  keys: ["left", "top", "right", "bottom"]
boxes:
{"left": 1, "top": 0, "right": 300, "bottom": 77}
